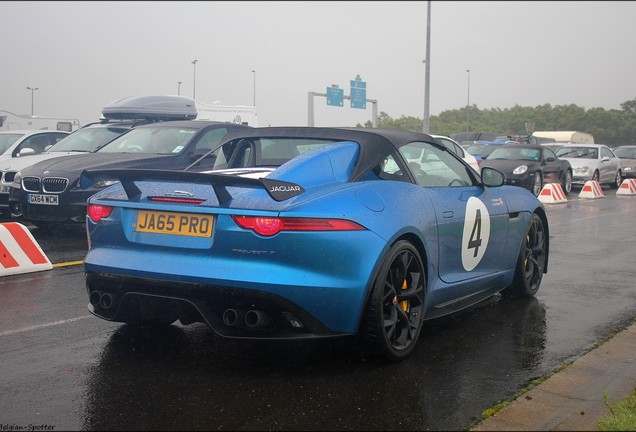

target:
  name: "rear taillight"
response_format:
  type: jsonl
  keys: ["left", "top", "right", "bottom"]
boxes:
{"left": 232, "top": 216, "right": 365, "bottom": 237}
{"left": 87, "top": 204, "right": 113, "bottom": 223}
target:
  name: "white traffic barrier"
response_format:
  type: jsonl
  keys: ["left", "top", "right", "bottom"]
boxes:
{"left": 578, "top": 180, "right": 604, "bottom": 199}
{"left": 0, "top": 222, "right": 52, "bottom": 277}
{"left": 538, "top": 183, "right": 567, "bottom": 204}
{"left": 616, "top": 178, "right": 636, "bottom": 196}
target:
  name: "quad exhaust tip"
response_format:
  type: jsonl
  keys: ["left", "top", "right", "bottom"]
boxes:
{"left": 89, "top": 290, "right": 117, "bottom": 310}
{"left": 223, "top": 308, "right": 271, "bottom": 328}
{"left": 222, "top": 308, "right": 246, "bottom": 327}
{"left": 244, "top": 309, "right": 271, "bottom": 328}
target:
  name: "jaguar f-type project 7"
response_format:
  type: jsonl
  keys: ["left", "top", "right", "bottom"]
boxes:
{"left": 81, "top": 127, "right": 550, "bottom": 361}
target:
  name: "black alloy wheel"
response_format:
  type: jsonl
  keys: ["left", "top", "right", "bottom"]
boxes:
{"left": 503, "top": 213, "right": 546, "bottom": 297}
{"left": 362, "top": 240, "right": 425, "bottom": 361}
{"left": 531, "top": 172, "right": 543, "bottom": 197}
{"left": 562, "top": 170, "right": 573, "bottom": 195}
{"left": 611, "top": 170, "right": 622, "bottom": 189}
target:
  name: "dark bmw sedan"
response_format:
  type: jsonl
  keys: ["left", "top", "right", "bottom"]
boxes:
{"left": 478, "top": 143, "right": 573, "bottom": 196}
{"left": 9, "top": 120, "right": 250, "bottom": 228}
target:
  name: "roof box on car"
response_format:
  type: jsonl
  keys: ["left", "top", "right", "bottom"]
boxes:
{"left": 101, "top": 95, "right": 198, "bottom": 121}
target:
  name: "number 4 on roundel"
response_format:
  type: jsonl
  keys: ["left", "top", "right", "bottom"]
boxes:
{"left": 461, "top": 196, "right": 491, "bottom": 271}
{"left": 467, "top": 209, "right": 482, "bottom": 257}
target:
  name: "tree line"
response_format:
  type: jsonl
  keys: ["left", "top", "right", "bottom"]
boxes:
{"left": 362, "top": 98, "right": 636, "bottom": 146}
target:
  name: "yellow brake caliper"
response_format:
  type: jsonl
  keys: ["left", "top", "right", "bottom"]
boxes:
{"left": 400, "top": 278, "right": 409, "bottom": 312}
{"left": 392, "top": 269, "right": 409, "bottom": 314}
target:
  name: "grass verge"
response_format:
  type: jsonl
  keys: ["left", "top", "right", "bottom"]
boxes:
{"left": 598, "top": 387, "right": 636, "bottom": 431}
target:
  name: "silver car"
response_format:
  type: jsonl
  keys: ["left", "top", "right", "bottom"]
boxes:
{"left": 614, "top": 145, "right": 636, "bottom": 179}
{"left": 430, "top": 134, "right": 480, "bottom": 173}
{"left": 556, "top": 144, "right": 623, "bottom": 188}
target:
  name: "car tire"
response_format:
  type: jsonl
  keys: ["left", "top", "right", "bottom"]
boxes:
{"left": 531, "top": 172, "right": 543, "bottom": 197}
{"left": 562, "top": 170, "right": 573, "bottom": 195}
{"left": 592, "top": 170, "right": 600, "bottom": 183}
{"left": 502, "top": 213, "right": 546, "bottom": 298}
{"left": 361, "top": 240, "right": 425, "bottom": 361}
{"left": 611, "top": 170, "right": 622, "bottom": 189}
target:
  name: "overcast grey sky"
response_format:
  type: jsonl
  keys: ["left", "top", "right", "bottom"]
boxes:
{"left": 2, "top": 1, "right": 635, "bottom": 128}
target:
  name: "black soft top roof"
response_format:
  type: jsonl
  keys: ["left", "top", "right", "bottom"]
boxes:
{"left": 218, "top": 126, "right": 440, "bottom": 181}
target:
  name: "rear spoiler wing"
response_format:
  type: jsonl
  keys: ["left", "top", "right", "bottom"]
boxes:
{"left": 80, "top": 169, "right": 305, "bottom": 204}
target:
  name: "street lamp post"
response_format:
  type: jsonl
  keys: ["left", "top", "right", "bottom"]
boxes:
{"left": 252, "top": 70, "right": 256, "bottom": 107}
{"left": 178, "top": 81, "right": 182, "bottom": 96}
{"left": 26, "top": 86, "right": 39, "bottom": 116}
{"left": 192, "top": 59, "right": 198, "bottom": 100}
{"left": 466, "top": 69, "right": 470, "bottom": 133}
{"left": 422, "top": 0, "right": 431, "bottom": 134}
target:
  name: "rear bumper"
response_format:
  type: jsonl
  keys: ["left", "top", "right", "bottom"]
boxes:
{"left": 83, "top": 195, "right": 393, "bottom": 335}
{"left": 86, "top": 271, "right": 344, "bottom": 340}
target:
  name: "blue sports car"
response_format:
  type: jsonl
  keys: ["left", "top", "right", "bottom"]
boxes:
{"left": 81, "top": 127, "right": 549, "bottom": 361}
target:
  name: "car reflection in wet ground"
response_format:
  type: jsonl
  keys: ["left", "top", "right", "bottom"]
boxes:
{"left": 2, "top": 186, "right": 634, "bottom": 432}
{"left": 82, "top": 295, "right": 548, "bottom": 431}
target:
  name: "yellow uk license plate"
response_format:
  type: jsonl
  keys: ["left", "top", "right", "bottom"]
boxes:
{"left": 135, "top": 210, "right": 213, "bottom": 237}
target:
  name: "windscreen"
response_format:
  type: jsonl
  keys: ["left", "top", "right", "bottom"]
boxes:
{"left": 97, "top": 127, "right": 197, "bottom": 154}
{"left": 614, "top": 147, "right": 636, "bottom": 159}
{"left": 488, "top": 147, "right": 541, "bottom": 161}
{"left": 48, "top": 127, "right": 129, "bottom": 153}
{"left": 557, "top": 147, "right": 598, "bottom": 159}
{"left": 0, "top": 133, "right": 24, "bottom": 153}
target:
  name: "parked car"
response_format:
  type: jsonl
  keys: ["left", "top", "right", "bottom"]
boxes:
{"left": 0, "top": 130, "right": 70, "bottom": 212}
{"left": 478, "top": 143, "right": 573, "bottom": 196}
{"left": 81, "top": 126, "right": 549, "bottom": 361}
{"left": 526, "top": 136, "right": 557, "bottom": 146}
{"left": 1, "top": 95, "right": 199, "bottom": 215}
{"left": 431, "top": 134, "right": 480, "bottom": 172}
{"left": 613, "top": 145, "right": 636, "bottom": 179}
{"left": 555, "top": 144, "right": 623, "bottom": 188}
{"left": 450, "top": 131, "right": 509, "bottom": 145}
{"left": 9, "top": 120, "right": 250, "bottom": 228}
{"left": 540, "top": 142, "right": 565, "bottom": 153}
{"left": 465, "top": 140, "right": 512, "bottom": 163}
{"left": 0, "top": 130, "right": 69, "bottom": 160}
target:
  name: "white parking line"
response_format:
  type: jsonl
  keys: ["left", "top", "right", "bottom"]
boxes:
{"left": 0, "top": 315, "right": 92, "bottom": 337}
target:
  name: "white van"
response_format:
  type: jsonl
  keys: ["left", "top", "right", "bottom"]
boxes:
{"left": 194, "top": 101, "right": 258, "bottom": 126}
{"left": 0, "top": 110, "right": 80, "bottom": 132}
{"left": 532, "top": 131, "right": 594, "bottom": 144}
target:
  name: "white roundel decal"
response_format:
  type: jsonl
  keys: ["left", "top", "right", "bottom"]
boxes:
{"left": 461, "top": 196, "right": 491, "bottom": 271}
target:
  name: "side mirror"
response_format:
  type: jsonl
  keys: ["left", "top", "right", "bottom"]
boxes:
{"left": 17, "top": 148, "right": 36, "bottom": 157}
{"left": 481, "top": 167, "right": 505, "bottom": 187}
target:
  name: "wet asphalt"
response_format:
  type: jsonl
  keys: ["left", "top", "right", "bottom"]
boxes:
{"left": 472, "top": 320, "right": 636, "bottom": 431}
{"left": 0, "top": 187, "right": 634, "bottom": 431}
